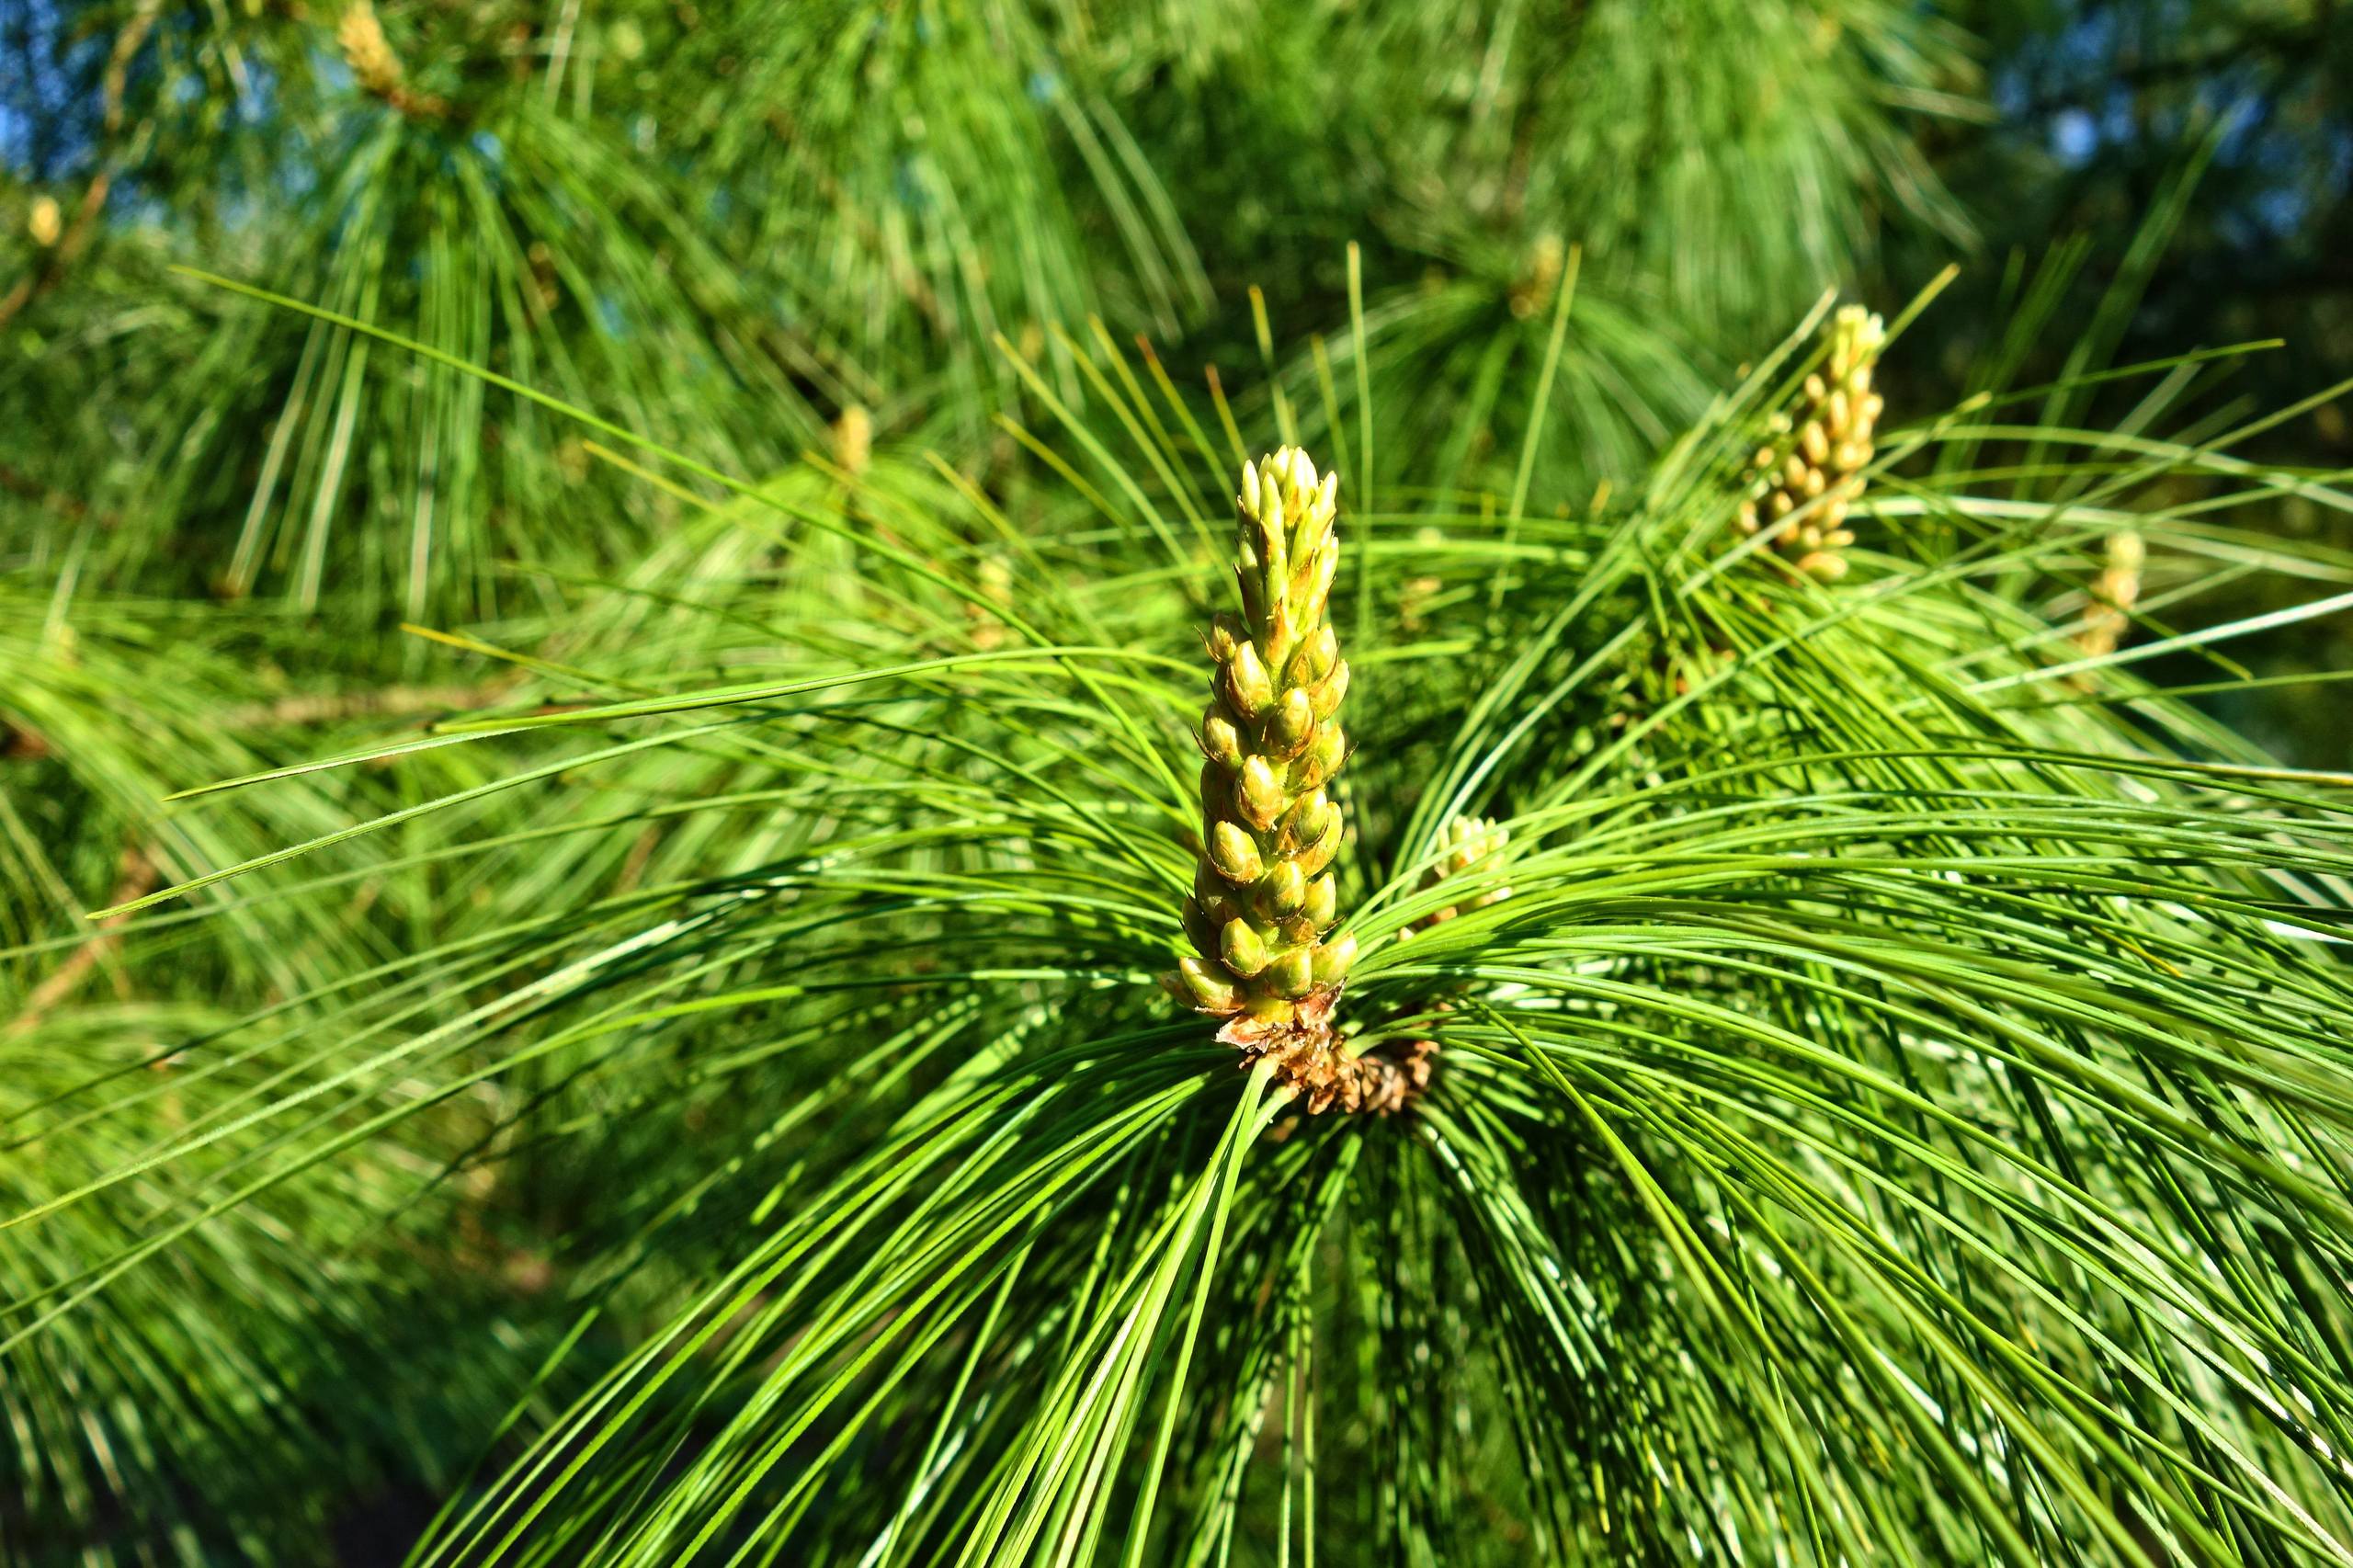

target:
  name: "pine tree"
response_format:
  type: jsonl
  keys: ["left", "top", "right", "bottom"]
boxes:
{"left": 6, "top": 2, "right": 2353, "bottom": 1562}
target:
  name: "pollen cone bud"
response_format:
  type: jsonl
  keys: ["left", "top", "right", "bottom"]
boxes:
{"left": 1168, "top": 957, "right": 1239, "bottom": 1013}
{"left": 1162, "top": 448, "right": 1353, "bottom": 1028}
{"left": 1234, "top": 756, "right": 1287, "bottom": 829}
{"left": 1221, "top": 918, "right": 1269, "bottom": 978}
{"left": 1261, "top": 859, "right": 1307, "bottom": 917}
{"left": 1735, "top": 303, "right": 1885, "bottom": 582}
{"left": 1199, "top": 713, "right": 1242, "bottom": 767}
{"left": 1302, "top": 872, "right": 1336, "bottom": 927}
{"left": 1267, "top": 687, "right": 1315, "bottom": 755}
{"left": 1399, "top": 814, "right": 1513, "bottom": 937}
{"left": 1224, "top": 642, "right": 1274, "bottom": 717}
{"left": 1210, "top": 821, "right": 1264, "bottom": 885}
{"left": 1311, "top": 931, "right": 1357, "bottom": 987}
{"left": 2075, "top": 529, "right": 2144, "bottom": 664}
{"left": 1265, "top": 946, "right": 1314, "bottom": 1000}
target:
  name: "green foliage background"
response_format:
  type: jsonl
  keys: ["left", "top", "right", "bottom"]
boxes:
{"left": 2, "top": 0, "right": 2350, "bottom": 1562}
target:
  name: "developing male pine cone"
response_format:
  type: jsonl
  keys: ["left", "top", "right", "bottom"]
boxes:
{"left": 1736, "top": 304, "right": 1886, "bottom": 581}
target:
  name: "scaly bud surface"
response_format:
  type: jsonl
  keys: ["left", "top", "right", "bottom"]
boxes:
{"left": 1399, "top": 815, "right": 1514, "bottom": 935}
{"left": 1158, "top": 450, "right": 1424, "bottom": 1115}
{"left": 1167, "top": 447, "right": 1354, "bottom": 1028}
{"left": 1735, "top": 304, "right": 1886, "bottom": 581}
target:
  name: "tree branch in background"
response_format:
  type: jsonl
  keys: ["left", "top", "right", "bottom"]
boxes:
{"left": 5, "top": 845, "right": 154, "bottom": 1037}
{"left": 216, "top": 679, "right": 525, "bottom": 730}
{"left": 0, "top": 0, "right": 162, "bottom": 331}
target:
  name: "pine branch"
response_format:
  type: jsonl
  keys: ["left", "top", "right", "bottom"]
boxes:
{"left": 6, "top": 844, "right": 153, "bottom": 1036}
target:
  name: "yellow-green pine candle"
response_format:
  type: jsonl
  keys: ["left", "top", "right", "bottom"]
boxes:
{"left": 1164, "top": 447, "right": 1358, "bottom": 1032}
{"left": 1737, "top": 303, "right": 1886, "bottom": 580}
{"left": 1400, "top": 814, "right": 1513, "bottom": 935}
